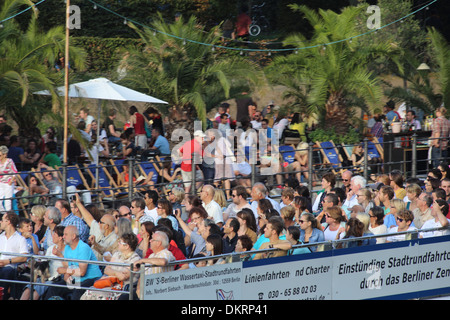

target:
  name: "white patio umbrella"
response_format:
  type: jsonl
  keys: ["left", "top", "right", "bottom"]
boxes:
{"left": 35, "top": 77, "right": 168, "bottom": 192}
{"left": 35, "top": 77, "right": 168, "bottom": 104}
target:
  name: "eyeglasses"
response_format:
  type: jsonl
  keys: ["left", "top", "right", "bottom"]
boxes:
{"left": 396, "top": 217, "right": 404, "bottom": 222}
{"left": 119, "top": 213, "right": 130, "bottom": 217}
{"left": 231, "top": 194, "right": 237, "bottom": 198}
{"left": 118, "top": 240, "right": 128, "bottom": 246}
{"left": 343, "top": 179, "right": 350, "bottom": 182}
{"left": 299, "top": 220, "right": 305, "bottom": 224}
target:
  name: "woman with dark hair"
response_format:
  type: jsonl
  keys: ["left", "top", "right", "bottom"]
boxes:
{"left": 288, "top": 112, "right": 306, "bottom": 142}
{"left": 205, "top": 233, "right": 225, "bottom": 265}
{"left": 128, "top": 105, "right": 147, "bottom": 150}
{"left": 438, "top": 161, "right": 450, "bottom": 180}
{"left": 299, "top": 212, "right": 325, "bottom": 252}
{"left": 23, "top": 138, "right": 41, "bottom": 170}
{"left": 81, "top": 233, "right": 141, "bottom": 300}
{"left": 21, "top": 174, "right": 49, "bottom": 207}
{"left": 236, "top": 208, "right": 257, "bottom": 244}
{"left": 368, "top": 206, "right": 387, "bottom": 244}
{"left": 156, "top": 198, "right": 178, "bottom": 231}
{"left": 287, "top": 226, "right": 310, "bottom": 255}
{"left": 337, "top": 218, "right": 376, "bottom": 248}
{"left": 293, "top": 196, "right": 310, "bottom": 225}
{"left": 312, "top": 172, "right": 336, "bottom": 213}
{"left": 390, "top": 170, "right": 406, "bottom": 200}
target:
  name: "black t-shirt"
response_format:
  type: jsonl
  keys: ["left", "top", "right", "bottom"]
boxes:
{"left": 102, "top": 117, "right": 115, "bottom": 137}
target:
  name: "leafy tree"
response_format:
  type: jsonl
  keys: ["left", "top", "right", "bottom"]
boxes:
{"left": 0, "top": 0, "right": 86, "bottom": 133}
{"left": 117, "top": 14, "right": 265, "bottom": 132}
{"left": 385, "top": 27, "right": 450, "bottom": 114}
{"left": 266, "top": 5, "right": 401, "bottom": 135}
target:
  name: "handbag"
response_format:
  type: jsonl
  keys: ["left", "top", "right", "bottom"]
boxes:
{"left": 93, "top": 276, "right": 123, "bottom": 290}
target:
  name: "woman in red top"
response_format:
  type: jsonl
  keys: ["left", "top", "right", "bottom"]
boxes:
{"left": 129, "top": 105, "right": 147, "bottom": 151}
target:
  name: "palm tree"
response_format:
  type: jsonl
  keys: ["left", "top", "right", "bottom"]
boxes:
{"left": 117, "top": 14, "right": 265, "bottom": 134}
{"left": 0, "top": 0, "right": 86, "bottom": 132}
{"left": 385, "top": 27, "right": 450, "bottom": 115}
{"left": 268, "top": 5, "right": 400, "bottom": 135}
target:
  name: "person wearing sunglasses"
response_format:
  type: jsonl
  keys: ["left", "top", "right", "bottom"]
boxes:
{"left": 386, "top": 209, "right": 416, "bottom": 243}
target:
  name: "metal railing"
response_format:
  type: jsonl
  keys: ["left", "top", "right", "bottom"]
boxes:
{"left": 1, "top": 225, "right": 448, "bottom": 300}
{"left": 1, "top": 131, "right": 445, "bottom": 215}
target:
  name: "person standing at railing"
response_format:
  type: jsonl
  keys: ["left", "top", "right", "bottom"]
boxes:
{"left": 0, "top": 145, "right": 17, "bottom": 213}
{"left": 0, "top": 212, "right": 28, "bottom": 300}
{"left": 430, "top": 106, "right": 450, "bottom": 168}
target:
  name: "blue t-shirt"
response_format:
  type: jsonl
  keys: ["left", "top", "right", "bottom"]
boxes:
{"left": 64, "top": 240, "right": 102, "bottom": 282}
{"left": 154, "top": 135, "right": 170, "bottom": 155}
{"left": 8, "top": 146, "right": 24, "bottom": 164}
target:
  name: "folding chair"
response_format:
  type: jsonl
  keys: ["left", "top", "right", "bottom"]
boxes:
{"left": 372, "top": 137, "right": 384, "bottom": 161}
{"left": 84, "top": 163, "right": 128, "bottom": 201}
{"left": 316, "top": 141, "right": 345, "bottom": 176}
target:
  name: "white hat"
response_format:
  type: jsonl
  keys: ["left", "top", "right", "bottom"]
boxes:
{"left": 194, "top": 130, "right": 206, "bottom": 138}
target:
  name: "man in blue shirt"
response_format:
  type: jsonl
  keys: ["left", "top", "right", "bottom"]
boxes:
{"left": 56, "top": 199, "right": 90, "bottom": 244}
{"left": 149, "top": 127, "right": 170, "bottom": 155}
{"left": 44, "top": 225, "right": 102, "bottom": 300}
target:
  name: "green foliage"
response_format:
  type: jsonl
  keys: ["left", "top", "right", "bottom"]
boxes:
{"left": 72, "top": 37, "right": 142, "bottom": 74}
{"left": 308, "top": 126, "right": 362, "bottom": 145}
{"left": 0, "top": 0, "right": 86, "bottom": 131}
{"left": 118, "top": 14, "right": 265, "bottom": 127}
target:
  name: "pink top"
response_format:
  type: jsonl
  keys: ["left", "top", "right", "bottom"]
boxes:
{"left": 0, "top": 158, "right": 17, "bottom": 184}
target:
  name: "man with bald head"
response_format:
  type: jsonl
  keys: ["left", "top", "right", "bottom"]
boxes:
{"left": 44, "top": 225, "right": 102, "bottom": 300}
{"left": 200, "top": 184, "right": 224, "bottom": 227}
{"left": 74, "top": 194, "right": 118, "bottom": 260}
{"left": 88, "top": 214, "right": 117, "bottom": 261}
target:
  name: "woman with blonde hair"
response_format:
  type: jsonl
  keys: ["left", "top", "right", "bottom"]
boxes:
{"left": 356, "top": 188, "right": 374, "bottom": 215}
{"left": 385, "top": 198, "right": 406, "bottom": 229}
{"left": 213, "top": 188, "right": 227, "bottom": 209}
{"left": 280, "top": 205, "right": 296, "bottom": 228}
{"left": 292, "top": 141, "right": 309, "bottom": 182}
{"left": 405, "top": 183, "right": 421, "bottom": 211}
{"left": 0, "top": 145, "right": 17, "bottom": 212}
{"left": 321, "top": 206, "right": 347, "bottom": 241}
{"left": 30, "top": 204, "right": 47, "bottom": 242}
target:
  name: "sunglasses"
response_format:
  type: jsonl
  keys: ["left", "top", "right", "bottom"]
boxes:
{"left": 396, "top": 217, "right": 404, "bottom": 222}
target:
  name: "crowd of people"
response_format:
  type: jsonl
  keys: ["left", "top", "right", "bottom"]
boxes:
{"left": 0, "top": 99, "right": 450, "bottom": 300}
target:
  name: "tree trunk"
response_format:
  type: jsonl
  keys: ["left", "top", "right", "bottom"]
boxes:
{"left": 164, "top": 103, "right": 198, "bottom": 150}
{"left": 325, "top": 91, "right": 349, "bottom": 136}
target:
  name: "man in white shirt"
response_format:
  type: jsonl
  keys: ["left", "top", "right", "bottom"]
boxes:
{"left": 200, "top": 184, "right": 224, "bottom": 227}
{"left": 344, "top": 175, "right": 366, "bottom": 209}
{"left": 79, "top": 107, "right": 95, "bottom": 134}
{"left": 250, "top": 111, "right": 262, "bottom": 130}
{"left": 0, "top": 212, "right": 28, "bottom": 299}
{"left": 143, "top": 190, "right": 159, "bottom": 223}
{"left": 420, "top": 199, "right": 450, "bottom": 238}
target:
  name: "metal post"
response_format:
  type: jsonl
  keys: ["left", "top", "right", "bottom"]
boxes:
{"left": 62, "top": 163, "right": 67, "bottom": 199}
{"left": 128, "top": 262, "right": 134, "bottom": 301}
{"left": 128, "top": 157, "right": 134, "bottom": 202}
{"left": 363, "top": 138, "right": 368, "bottom": 181}
{"left": 308, "top": 142, "right": 313, "bottom": 190}
{"left": 411, "top": 133, "right": 417, "bottom": 178}
{"left": 191, "top": 152, "right": 196, "bottom": 195}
